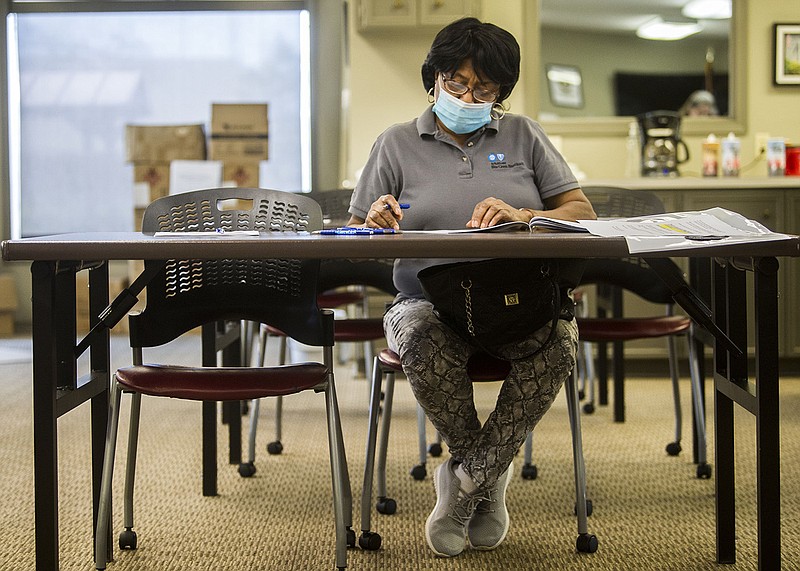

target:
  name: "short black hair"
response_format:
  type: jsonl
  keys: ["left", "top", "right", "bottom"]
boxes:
{"left": 421, "top": 18, "right": 520, "bottom": 103}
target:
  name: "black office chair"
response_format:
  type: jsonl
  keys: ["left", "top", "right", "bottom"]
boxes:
{"left": 94, "top": 187, "right": 352, "bottom": 571}
{"left": 359, "top": 348, "right": 598, "bottom": 554}
{"left": 568, "top": 186, "right": 709, "bottom": 478}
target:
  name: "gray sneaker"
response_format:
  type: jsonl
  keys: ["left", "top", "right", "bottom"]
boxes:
{"left": 467, "top": 461, "right": 513, "bottom": 550}
{"left": 426, "top": 459, "right": 487, "bottom": 557}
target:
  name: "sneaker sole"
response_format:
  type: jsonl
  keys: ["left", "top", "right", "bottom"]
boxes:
{"left": 468, "top": 461, "right": 513, "bottom": 551}
{"left": 425, "top": 461, "right": 466, "bottom": 557}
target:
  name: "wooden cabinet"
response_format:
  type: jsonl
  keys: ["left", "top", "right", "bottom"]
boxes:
{"left": 356, "top": 0, "right": 480, "bottom": 31}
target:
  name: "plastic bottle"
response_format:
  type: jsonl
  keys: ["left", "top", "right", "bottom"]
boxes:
{"left": 625, "top": 121, "right": 640, "bottom": 178}
{"left": 720, "top": 132, "right": 741, "bottom": 177}
{"left": 702, "top": 134, "right": 719, "bottom": 177}
{"left": 767, "top": 138, "right": 786, "bottom": 176}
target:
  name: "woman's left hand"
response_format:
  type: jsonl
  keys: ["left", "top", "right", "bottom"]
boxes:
{"left": 467, "top": 197, "right": 530, "bottom": 228}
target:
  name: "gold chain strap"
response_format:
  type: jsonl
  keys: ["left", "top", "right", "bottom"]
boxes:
{"left": 461, "top": 278, "right": 474, "bottom": 336}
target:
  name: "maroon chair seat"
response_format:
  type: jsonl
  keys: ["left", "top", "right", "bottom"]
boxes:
{"left": 577, "top": 315, "right": 691, "bottom": 342}
{"left": 116, "top": 363, "right": 329, "bottom": 401}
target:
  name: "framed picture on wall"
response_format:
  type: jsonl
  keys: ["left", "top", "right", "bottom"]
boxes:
{"left": 774, "top": 23, "right": 800, "bottom": 85}
{"left": 546, "top": 64, "right": 584, "bottom": 108}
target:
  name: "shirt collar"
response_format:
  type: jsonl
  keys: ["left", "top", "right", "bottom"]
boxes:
{"left": 416, "top": 104, "right": 500, "bottom": 138}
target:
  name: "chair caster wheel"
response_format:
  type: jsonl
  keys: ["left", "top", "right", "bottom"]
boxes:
{"left": 347, "top": 527, "right": 356, "bottom": 548}
{"left": 119, "top": 528, "right": 137, "bottom": 550}
{"left": 576, "top": 532, "right": 598, "bottom": 553}
{"left": 359, "top": 531, "right": 382, "bottom": 550}
{"left": 238, "top": 462, "right": 256, "bottom": 477}
{"left": 267, "top": 441, "right": 283, "bottom": 455}
{"left": 376, "top": 496, "right": 397, "bottom": 515}
{"left": 665, "top": 442, "right": 682, "bottom": 456}
{"left": 410, "top": 464, "right": 427, "bottom": 480}
{"left": 696, "top": 462, "right": 712, "bottom": 479}
{"left": 521, "top": 463, "right": 538, "bottom": 480}
{"left": 575, "top": 499, "right": 593, "bottom": 517}
{"left": 582, "top": 402, "right": 595, "bottom": 414}
{"left": 428, "top": 443, "right": 442, "bottom": 457}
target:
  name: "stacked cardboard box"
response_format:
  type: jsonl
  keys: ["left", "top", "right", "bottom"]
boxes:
{"left": 0, "top": 274, "right": 18, "bottom": 337}
{"left": 209, "top": 104, "right": 268, "bottom": 188}
{"left": 125, "top": 124, "right": 207, "bottom": 230}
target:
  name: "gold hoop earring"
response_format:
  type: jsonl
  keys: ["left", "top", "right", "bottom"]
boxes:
{"left": 427, "top": 87, "right": 435, "bottom": 104}
{"left": 491, "top": 102, "right": 507, "bottom": 120}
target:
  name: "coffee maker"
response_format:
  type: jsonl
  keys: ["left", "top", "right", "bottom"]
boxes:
{"left": 637, "top": 111, "right": 690, "bottom": 177}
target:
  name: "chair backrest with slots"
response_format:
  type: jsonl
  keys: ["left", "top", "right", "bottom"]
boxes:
{"left": 580, "top": 186, "right": 675, "bottom": 304}
{"left": 306, "top": 189, "right": 354, "bottom": 228}
{"left": 132, "top": 187, "right": 328, "bottom": 347}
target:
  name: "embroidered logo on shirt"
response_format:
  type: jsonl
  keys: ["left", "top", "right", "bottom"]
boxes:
{"left": 488, "top": 152, "right": 522, "bottom": 169}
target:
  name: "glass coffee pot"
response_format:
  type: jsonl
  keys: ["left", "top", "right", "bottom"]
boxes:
{"left": 637, "top": 111, "right": 690, "bottom": 177}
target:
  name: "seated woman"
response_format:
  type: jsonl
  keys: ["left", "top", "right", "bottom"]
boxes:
{"left": 347, "top": 17, "right": 596, "bottom": 558}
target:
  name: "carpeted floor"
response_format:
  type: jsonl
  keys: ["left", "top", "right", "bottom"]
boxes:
{"left": 1, "top": 334, "right": 799, "bottom": 571}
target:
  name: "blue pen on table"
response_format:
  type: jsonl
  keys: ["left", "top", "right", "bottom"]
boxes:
{"left": 319, "top": 227, "right": 397, "bottom": 235}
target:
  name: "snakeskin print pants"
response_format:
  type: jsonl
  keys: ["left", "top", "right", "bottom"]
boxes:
{"left": 384, "top": 297, "right": 578, "bottom": 490}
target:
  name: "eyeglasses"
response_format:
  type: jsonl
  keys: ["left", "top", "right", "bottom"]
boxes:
{"left": 440, "top": 74, "right": 500, "bottom": 104}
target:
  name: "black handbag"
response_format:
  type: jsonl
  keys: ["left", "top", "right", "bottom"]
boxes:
{"left": 417, "top": 258, "right": 583, "bottom": 360}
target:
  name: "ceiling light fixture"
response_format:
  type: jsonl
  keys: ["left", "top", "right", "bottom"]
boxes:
{"left": 682, "top": 0, "right": 732, "bottom": 20}
{"left": 636, "top": 17, "right": 704, "bottom": 41}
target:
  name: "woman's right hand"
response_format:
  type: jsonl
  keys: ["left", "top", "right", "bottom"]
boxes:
{"left": 363, "top": 195, "right": 404, "bottom": 230}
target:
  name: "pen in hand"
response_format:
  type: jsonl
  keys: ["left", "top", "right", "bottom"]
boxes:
{"left": 385, "top": 203, "right": 410, "bottom": 211}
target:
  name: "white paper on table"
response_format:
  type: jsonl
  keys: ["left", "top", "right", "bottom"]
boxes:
{"left": 578, "top": 207, "right": 795, "bottom": 253}
{"left": 169, "top": 160, "right": 223, "bottom": 195}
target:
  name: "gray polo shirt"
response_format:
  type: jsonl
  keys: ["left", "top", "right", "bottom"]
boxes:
{"left": 351, "top": 105, "right": 578, "bottom": 299}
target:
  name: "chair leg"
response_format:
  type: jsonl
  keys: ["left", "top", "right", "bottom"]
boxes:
{"left": 410, "top": 404, "right": 429, "bottom": 480}
{"left": 238, "top": 398, "right": 260, "bottom": 477}
{"left": 687, "top": 332, "right": 711, "bottom": 479}
{"left": 582, "top": 341, "right": 597, "bottom": 414}
{"left": 521, "top": 431, "right": 537, "bottom": 480}
{"left": 120, "top": 392, "right": 142, "bottom": 550}
{"left": 375, "top": 371, "right": 396, "bottom": 511}
{"left": 94, "top": 382, "right": 123, "bottom": 570}
{"left": 359, "top": 356, "right": 385, "bottom": 550}
{"left": 665, "top": 334, "right": 684, "bottom": 456}
{"left": 268, "top": 336, "right": 288, "bottom": 455}
{"left": 565, "top": 368, "right": 598, "bottom": 553}
{"left": 322, "top": 358, "right": 353, "bottom": 568}
{"left": 252, "top": 325, "right": 285, "bottom": 457}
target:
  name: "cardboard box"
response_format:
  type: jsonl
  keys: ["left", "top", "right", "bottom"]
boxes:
{"left": 209, "top": 104, "right": 269, "bottom": 161}
{"left": 211, "top": 104, "right": 268, "bottom": 137}
{"left": 126, "top": 124, "right": 207, "bottom": 210}
{"left": 0, "top": 312, "right": 14, "bottom": 337}
{"left": 133, "top": 163, "right": 171, "bottom": 205}
{"left": 0, "top": 274, "right": 19, "bottom": 312}
{"left": 125, "top": 124, "right": 206, "bottom": 163}
{"left": 221, "top": 161, "right": 261, "bottom": 188}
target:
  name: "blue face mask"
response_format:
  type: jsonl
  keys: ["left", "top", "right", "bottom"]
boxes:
{"left": 432, "top": 86, "right": 493, "bottom": 135}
